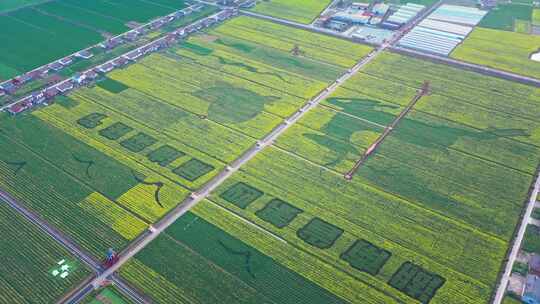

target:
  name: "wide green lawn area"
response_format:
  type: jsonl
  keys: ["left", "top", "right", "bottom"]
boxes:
{"left": 196, "top": 52, "right": 540, "bottom": 304}
{"left": 0, "top": 0, "right": 186, "bottom": 79}
{"left": 0, "top": 201, "right": 92, "bottom": 304}
{"left": 251, "top": 0, "right": 332, "bottom": 24}
{"left": 121, "top": 211, "right": 349, "bottom": 304}
{"left": 451, "top": 27, "right": 540, "bottom": 78}
{"left": 478, "top": 3, "right": 533, "bottom": 31}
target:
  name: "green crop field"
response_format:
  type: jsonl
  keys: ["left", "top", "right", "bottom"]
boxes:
{"left": 0, "top": 201, "right": 91, "bottom": 303}
{"left": 0, "top": 0, "right": 186, "bottom": 79}
{"left": 0, "top": 15, "right": 370, "bottom": 268}
{"left": 121, "top": 211, "right": 349, "bottom": 304}
{"left": 84, "top": 287, "right": 132, "bottom": 304}
{"left": 5, "top": 3, "right": 537, "bottom": 303}
{"left": 452, "top": 0, "right": 540, "bottom": 79}
{"left": 176, "top": 52, "right": 540, "bottom": 304}
{"left": 250, "top": 0, "right": 332, "bottom": 24}
{"left": 452, "top": 27, "right": 540, "bottom": 79}
{"left": 478, "top": 4, "right": 533, "bottom": 31}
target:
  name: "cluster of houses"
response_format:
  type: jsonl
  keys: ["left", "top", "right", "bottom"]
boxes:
{"left": 5, "top": 8, "right": 238, "bottom": 116}
{"left": 6, "top": 68, "right": 100, "bottom": 115}
{"left": 0, "top": 49, "right": 94, "bottom": 99}
{"left": 0, "top": 4, "right": 206, "bottom": 100}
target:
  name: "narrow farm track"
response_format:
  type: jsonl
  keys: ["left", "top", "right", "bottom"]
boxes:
{"left": 64, "top": 2, "right": 440, "bottom": 299}
{"left": 493, "top": 170, "right": 540, "bottom": 304}
{"left": 240, "top": 6, "right": 540, "bottom": 88}
{"left": 0, "top": 189, "right": 148, "bottom": 304}
{"left": 0, "top": 3, "right": 202, "bottom": 106}
{"left": 345, "top": 81, "right": 431, "bottom": 180}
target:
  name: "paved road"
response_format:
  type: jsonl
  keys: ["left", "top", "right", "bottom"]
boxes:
{"left": 391, "top": 46, "right": 540, "bottom": 87}
{"left": 242, "top": 4, "right": 540, "bottom": 89}
{"left": 493, "top": 172, "right": 540, "bottom": 304}
{"left": 68, "top": 18, "right": 397, "bottom": 299}
{"left": 64, "top": 0, "right": 439, "bottom": 298}
{"left": 0, "top": 3, "right": 204, "bottom": 111}
{"left": 0, "top": 189, "right": 147, "bottom": 304}
{"left": 0, "top": 9, "right": 227, "bottom": 113}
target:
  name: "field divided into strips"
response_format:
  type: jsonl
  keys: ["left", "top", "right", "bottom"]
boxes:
{"left": 172, "top": 52, "right": 540, "bottom": 304}
{"left": 0, "top": 112, "right": 150, "bottom": 256}
{"left": 0, "top": 0, "right": 186, "bottom": 79}
{"left": 0, "top": 13, "right": 371, "bottom": 272}
{"left": 83, "top": 286, "right": 132, "bottom": 304}
{"left": 0, "top": 201, "right": 91, "bottom": 304}
{"left": 121, "top": 211, "right": 353, "bottom": 304}
{"left": 250, "top": 0, "right": 332, "bottom": 24}
{"left": 113, "top": 16, "right": 376, "bottom": 304}
{"left": 451, "top": 27, "right": 540, "bottom": 79}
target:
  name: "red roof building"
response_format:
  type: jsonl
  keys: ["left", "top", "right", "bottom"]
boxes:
{"left": 8, "top": 102, "right": 27, "bottom": 115}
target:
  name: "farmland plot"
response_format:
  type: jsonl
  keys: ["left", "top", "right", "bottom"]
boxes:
{"left": 120, "top": 211, "right": 351, "bottom": 304}
{"left": 209, "top": 147, "right": 505, "bottom": 303}
{"left": 250, "top": 0, "right": 332, "bottom": 24}
{"left": 213, "top": 17, "right": 372, "bottom": 69}
{"left": 0, "top": 202, "right": 91, "bottom": 304}
{"left": 0, "top": 0, "right": 186, "bottom": 78}
{"left": 156, "top": 51, "right": 540, "bottom": 304}
{"left": 452, "top": 27, "right": 540, "bottom": 79}
{"left": 0, "top": 113, "right": 149, "bottom": 256}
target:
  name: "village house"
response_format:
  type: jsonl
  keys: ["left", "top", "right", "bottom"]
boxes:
{"left": 8, "top": 102, "right": 27, "bottom": 115}
{"left": 27, "top": 70, "right": 43, "bottom": 80}
{"left": 150, "top": 19, "right": 165, "bottom": 30}
{"left": 97, "top": 62, "right": 115, "bottom": 73}
{"left": 217, "top": 12, "right": 230, "bottom": 21}
{"left": 524, "top": 275, "right": 540, "bottom": 304}
{"left": 49, "top": 62, "right": 64, "bottom": 71}
{"left": 101, "top": 37, "right": 123, "bottom": 49}
{"left": 202, "top": 18, "right": 216, "bottom": 28}
{"left": 123, "top": 50, "right": 143, "bottom": 61}
{"left": 76, "top": 50, "right": 93, "bottom": 59}
{"left": 56, "top": 81, "right": 74, "bottom": 94}
{"left": 175, "top": 29, "right": 187, "bottom": 38}
{"left": 124, "top": 30, "right": 140, "bottom": 41}
{"left": 0, "top": 82, "right": 17, "bottom": 94}
{"left": 45, "top": 87, "right": 59, "bottom": 99}
{"left": 36, "top": 66, "right": 50, "bottom": 76}
{"left": 72, "top": 73, "right": 87, "bottom": 85}
{"left": 83, "top": 70, "right": 98, "bottom": 80}
{"left": 31, "top": 91, "right": 46, "bottom": 104}
{"left": 13, "top": 74, "right": 32, "bottom": 85}
{"left": 59, "top": 56, "right": 74, "bottom": 66}
{"left": 112, "top": 57, "right": 128, "bottom": 67}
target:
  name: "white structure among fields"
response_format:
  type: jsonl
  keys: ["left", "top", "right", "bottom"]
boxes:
{"left": 397, "top": 5, "right": 487, "bottom": 56}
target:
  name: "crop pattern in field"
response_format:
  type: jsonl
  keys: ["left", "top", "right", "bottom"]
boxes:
{"left": 0, "top": 201, "right": 91, "bottom": 304}
{"left": 250, "top": 0, "right": 332, "bottom": 24}
{"left": 0, "top": 0, "right": 187, "bottom": 79}
{"left": 0, "top": 14, "right": 371, "bottom": 284}
{"left": 188, "top": 52, "right": 540, "bottom": 304}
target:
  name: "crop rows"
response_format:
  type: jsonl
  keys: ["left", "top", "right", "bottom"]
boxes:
{"left": 154, "top": 51, "right": 540, "bottom": 304}
{"left": 452, "top": 27, "right": 540, "bottom": 80}
{"left": 250, "top": 0, "right": 332, "bottom": 24}
{"left": 0, "top": 0, "right": 184, "bottom": 78}
{"left": 0, "top": 202, "right": 91, "bottom": 304}
{"left": 121, "top": 211, "right": 352, "bottom": 304}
